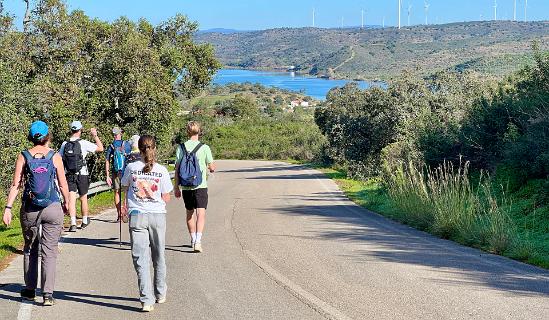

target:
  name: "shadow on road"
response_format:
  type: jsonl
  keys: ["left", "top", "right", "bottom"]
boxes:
{"left": 62, "top": 237, "right": 131, "bottom": 251}
{"left": 265, "top": 191, "right": 549, "bottom": 297}
{"left": 221, "top": 164, "right": 305, "bottom": 174}
{"left": 0, "top": 284, "right": 140, "bottom": 311}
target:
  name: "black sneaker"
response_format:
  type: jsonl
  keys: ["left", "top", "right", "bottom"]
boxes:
{"left": 81, "top": 219, "right": 91, "bottom": 229}
{"left": 43, "top": 294, "right": 55, "bottom": 306}
{"left": 20, "top": 288, "right": 36, "bottom": 301}
{"left": 68, "top": 225, "right": 77, "bottom": 232}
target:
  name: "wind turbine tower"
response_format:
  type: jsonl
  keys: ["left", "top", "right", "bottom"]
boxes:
{"left": 513, "top": 0, "right": 517, "bottom": 21}
{"left": 524, "top": 0, "right": 528, "bottom": 22}
{"left": 407, "top": 3, "right": 412, "bottom": 27}
{"left": 424, "top": 1, "right": 430, "bottom": 25}
{"left": 361, "top": 9, "right": 364, "bottom": 29}
{"left": 398, "top": 0, "right": 401, "bottom": 29}
{"left": 493, "top": 0, "right": 497, "bottom": 21}
{"left": 312, "top": 8, "right": 315, "bottom": 27}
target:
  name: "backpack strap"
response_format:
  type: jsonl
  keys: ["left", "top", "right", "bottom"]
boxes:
{"left": 21, "top": 150, "right": 33, "bottom": 163}
{"left": 190, "top": 143, "right": 204, "bottom": 155}
{"left": 45, "top": 150, "right": 55, "bottom": 160}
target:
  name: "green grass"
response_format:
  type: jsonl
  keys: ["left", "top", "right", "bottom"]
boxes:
{"left": 314, "top": 164, "right": 549, "bottom": 269}
{"left": 0, "top": 190, "right": 115, "bottom": 264}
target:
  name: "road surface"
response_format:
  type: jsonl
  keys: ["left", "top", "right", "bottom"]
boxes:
{"left": 0, "top": 160, "right": 548, "bottom": 320}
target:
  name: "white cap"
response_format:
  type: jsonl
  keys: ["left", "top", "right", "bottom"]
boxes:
{"left": 70, "top": 121, "right": 83, "bottom": 131}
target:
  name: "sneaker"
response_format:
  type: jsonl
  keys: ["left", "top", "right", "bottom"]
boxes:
{"left": 68, "top": 225, "right": 77, "bottom": 232}
{"left": 20, "top": 289, "right": 36, "bottom": 301}
{"left": 142, "top": 304, "right": 154, "bottom": 312}
{"left": 81, "top": 219, "right": 91, "bottom": 229}
{"left": 156, "top": 296, "right": 166, "bottom": 304}
{"left": 43, "top": 294, "right": 55, "bottom": 306}
{"left": 194, "top": 242, "right": 203, "bottom": 253}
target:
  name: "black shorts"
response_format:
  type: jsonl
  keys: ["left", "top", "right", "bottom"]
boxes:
{"left": 182, "top": 188, "right": 208, "bottom": 210}
{"left": 67, "top": 174, "right": 90, "bottom": 196}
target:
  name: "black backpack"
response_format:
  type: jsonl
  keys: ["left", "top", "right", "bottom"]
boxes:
{"left": 63, "top": 139, "right": 84, "bottom": 174}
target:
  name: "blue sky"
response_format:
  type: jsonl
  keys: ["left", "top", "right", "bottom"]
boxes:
{"left": 2, "top": 0, "right": 548, "bottom": 30}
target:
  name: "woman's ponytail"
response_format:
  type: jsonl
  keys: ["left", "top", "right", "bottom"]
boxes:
{"left": 138, "top": 135, "right": 156, "bottom": 173}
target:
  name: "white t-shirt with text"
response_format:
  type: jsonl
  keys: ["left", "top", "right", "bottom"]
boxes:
{"left": 59, "top": 138, "right": 98, "bottom": 176}
{"left": 121, "top": 161, "right": 173, "bottom": 214}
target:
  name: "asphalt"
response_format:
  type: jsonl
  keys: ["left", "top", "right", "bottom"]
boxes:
{"left": 0, "top": 160, "right": 548, "bottom": 320}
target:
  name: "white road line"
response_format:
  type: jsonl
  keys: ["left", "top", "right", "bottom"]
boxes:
{"left": 16, "top": 301, "right": 32, "bottom": 320}
{"left": 12, "top": 208, "right": 118, "bottom": 320}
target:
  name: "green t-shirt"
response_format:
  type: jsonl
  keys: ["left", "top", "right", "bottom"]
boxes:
{"left": 175, "top": 140, "right": 214, "bottom": 190}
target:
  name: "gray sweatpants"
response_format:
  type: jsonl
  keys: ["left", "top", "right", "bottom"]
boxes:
{"left": 129, "top": 212, "right": 167, "bottom": 306}
{"left": 20, "top": 202, "right": 63, "bottom": 295}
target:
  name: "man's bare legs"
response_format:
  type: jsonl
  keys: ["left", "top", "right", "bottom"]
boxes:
{"left": 186, "top": 208, "right": 206, "bottom": 250}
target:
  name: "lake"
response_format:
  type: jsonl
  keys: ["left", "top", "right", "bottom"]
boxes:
{"left": 213, "top": 69, "right": 373, "bottom": 100}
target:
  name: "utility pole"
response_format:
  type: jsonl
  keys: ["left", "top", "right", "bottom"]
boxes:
{"left": 398, "top": 0, "right": 401, "bottom": 29}
{"left": 23, "top": 0, "right": 31, "bottom": 32}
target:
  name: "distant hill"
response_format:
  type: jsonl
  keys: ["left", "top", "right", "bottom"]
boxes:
{"left": 195, "top": 21, "right": 549, "bottom": 80}
{"left": 198, "top": 28, "right": 251, "bottom": 34}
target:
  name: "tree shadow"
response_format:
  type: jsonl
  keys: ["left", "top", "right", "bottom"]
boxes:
{"left": 265, "top": 197, "right": 549, "bottom": 297}
{"left": 221, "top": 164, "right": 305, "bottom": 174}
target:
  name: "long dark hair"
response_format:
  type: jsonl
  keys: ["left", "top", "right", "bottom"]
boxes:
{"left": 138, "top": 135, "right": 156, "bottom": 173}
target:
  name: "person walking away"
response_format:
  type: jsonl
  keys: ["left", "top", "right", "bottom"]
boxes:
{"left": 2, "top": 121, "right": 70, "bottom": 306}
{"left": 126, "top": 135, "right": 141, "bottom": 164}
{"left": 60, "top": 121, "right": 104, "bottom": 232}
{"left": 174, "top": 121, "right": 215, "bottom": 253}
{"left": 121, "top": 135, "right": 173, "bottom": 312}
{"left": 105, "top": 127, "right": 131, "bottom": 222}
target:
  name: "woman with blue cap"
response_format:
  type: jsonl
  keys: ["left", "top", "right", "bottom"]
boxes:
{"left": 2, "top": 121, "right": 70, "bottom": 306}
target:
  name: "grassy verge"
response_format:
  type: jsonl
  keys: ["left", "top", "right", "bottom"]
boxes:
{"left": 0, "top": 190, "right": 115, "bottom": 266}
{"left": 313, "top": 165, "right": 549, "bottom": 269}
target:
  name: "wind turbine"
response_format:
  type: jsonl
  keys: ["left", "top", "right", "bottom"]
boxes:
{"left": 524, "top": 0, "right": 528, "bottom": 22}
{"left": 312, "top": 7, "right": 316, "bottom": 27}
{"left": 513, "top": 0, "right": 517, "bottom": 21}
{"left": 397, "top": 0, "right": 402, "bottom": 29}
{"left": 493, "top": 0, "right": 497, "bottom": 21}
{"left": 424, "top": 1, "right": 430, "bottom": 25}
{"left": 407, "top": 3, "right": 412, "bottom": 27}
{"left": 361, "top": 9, "right": 365, "bottom": 29}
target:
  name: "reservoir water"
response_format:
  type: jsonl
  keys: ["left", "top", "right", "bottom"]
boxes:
{"left": 213, "top": 69, "right": 373, "bottom": 100}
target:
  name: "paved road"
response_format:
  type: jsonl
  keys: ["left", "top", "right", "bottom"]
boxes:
{"left": 1, "top": 160, "right": 548, "bottom": 320}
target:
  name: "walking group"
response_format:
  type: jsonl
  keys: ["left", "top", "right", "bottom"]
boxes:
{"left": 2, "top": 120, "right": 215, "bottom": 312}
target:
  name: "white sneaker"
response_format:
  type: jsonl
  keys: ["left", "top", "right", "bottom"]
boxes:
{"left": 142, "top": 304, "right": 154, "bottom": 312}
{"left": 194, "top": 242, "right": 203, "bottom": 253}
{"left": 156, "top": 296, "right": 166, "bottom": 304}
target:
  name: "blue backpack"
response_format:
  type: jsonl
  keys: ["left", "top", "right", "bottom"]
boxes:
{"left": 178, "top": 143, "right": 204, "bottom": 187}
{"left": 111, "top": 141, "right": 128, "bottom": 174}
{"left": 22, "top": 150, "right": 59, "bottom": 208}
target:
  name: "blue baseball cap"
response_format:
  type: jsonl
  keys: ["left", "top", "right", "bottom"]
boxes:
{"left": 29, "top": 121, "right": 49, "bottom": 140}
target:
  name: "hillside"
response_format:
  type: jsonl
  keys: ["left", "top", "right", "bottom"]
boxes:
{"left": 195, "top": 21, "right": 549, "bottom": 80}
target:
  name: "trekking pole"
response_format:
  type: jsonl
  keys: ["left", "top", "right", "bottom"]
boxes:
{"left": 119, "top": 215, "right": 122, "bottom": 247}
